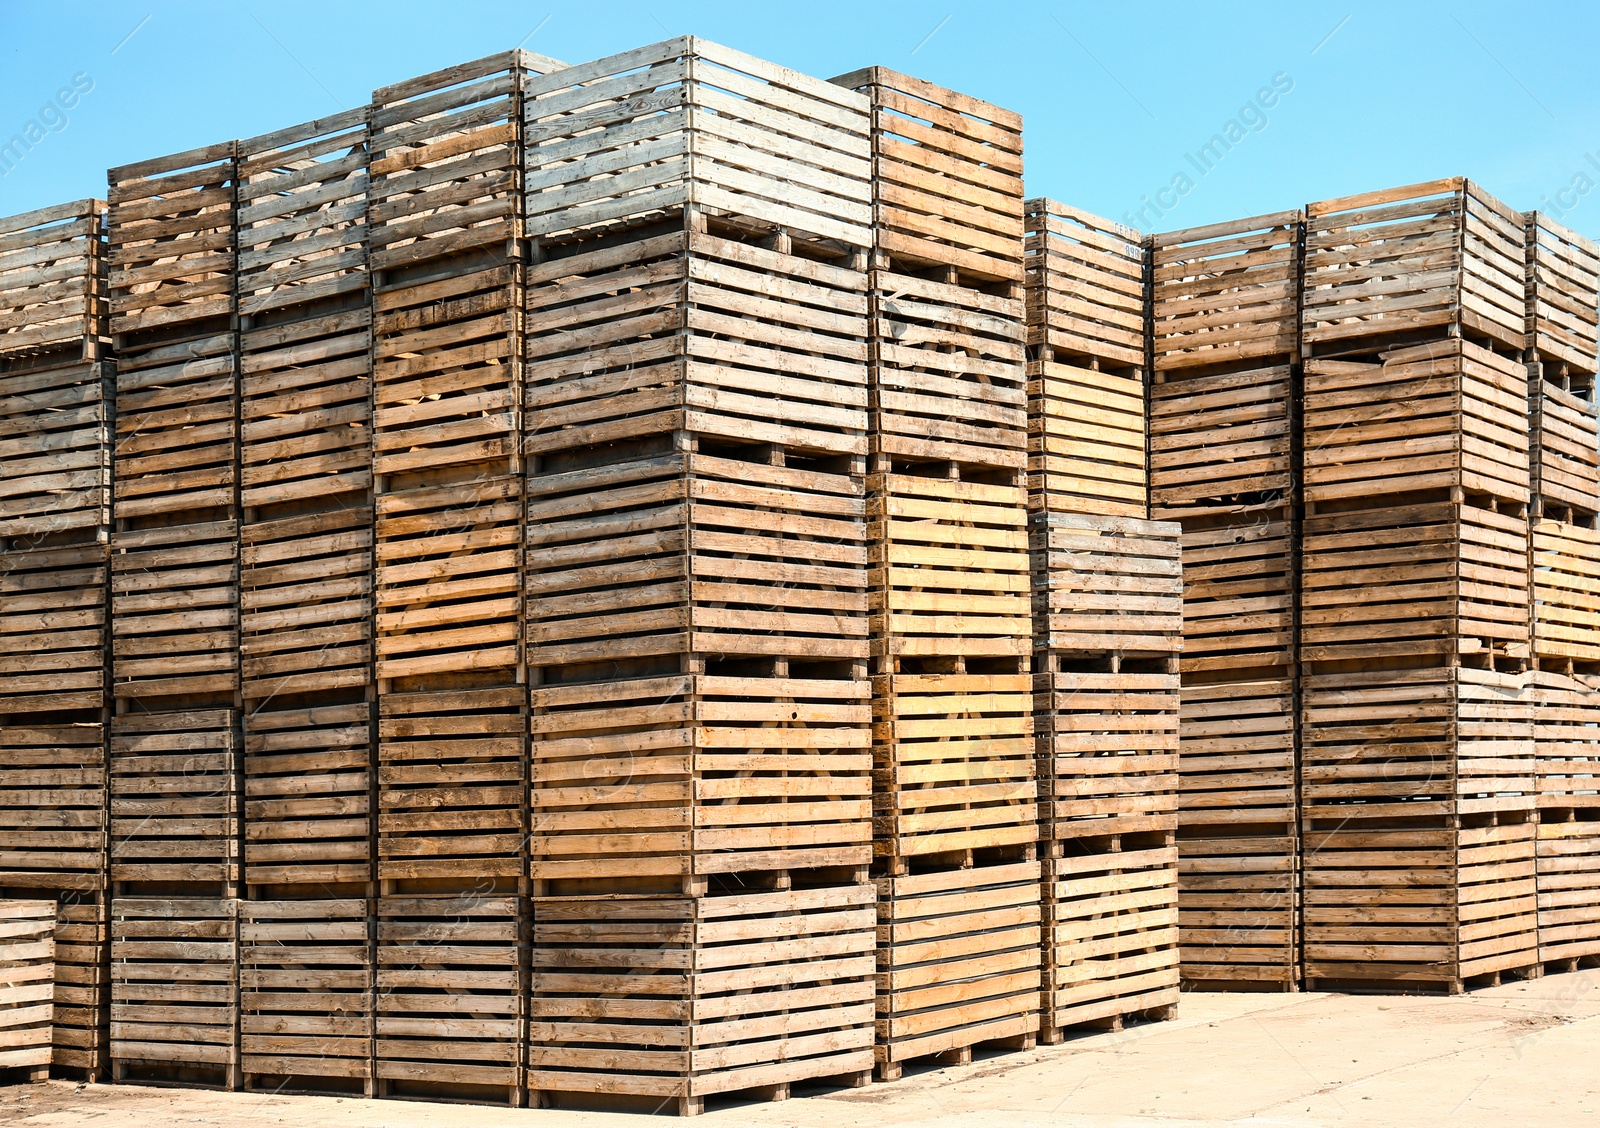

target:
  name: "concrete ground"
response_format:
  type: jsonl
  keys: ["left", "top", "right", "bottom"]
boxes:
{"left": 4, "top": 968, "right": 1598, "bottom": 1128}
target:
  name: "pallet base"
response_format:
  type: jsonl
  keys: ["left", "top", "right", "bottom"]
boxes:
{"left": 875, "top": 1032, "right": 1034, "bottom": 1083}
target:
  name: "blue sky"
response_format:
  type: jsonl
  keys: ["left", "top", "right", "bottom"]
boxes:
{"left": 3, "top": 1, "right": 1599, "bottom": 238}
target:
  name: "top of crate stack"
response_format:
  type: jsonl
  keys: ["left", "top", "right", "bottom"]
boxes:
{"left": 833, "top": 66, "right": 1024, "bottom": 284}
{"left": 1525, "top": 212, "right": 1600, "bottom": 379}
{"left": 1150, "top": 209, "right": 1301, "bottom": 375}
{"left": 1303, "top": 178, "right": 1526, "bottom": 360}
{"left": 0, "top": 200, "right": 107, "bottom": 369}
{"left": 523, "top": 37, "right": 872, "bottom": 253}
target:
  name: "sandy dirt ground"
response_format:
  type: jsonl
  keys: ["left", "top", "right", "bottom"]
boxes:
{"left": 3, "top": 967, "right": 1598, "bottom": 1128}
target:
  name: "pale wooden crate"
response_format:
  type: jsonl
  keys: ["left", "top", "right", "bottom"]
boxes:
{"left": 110, "top": 897, "right": 238, "bottom": 1084}
{"left": 1177, "top": 829, "right": 1298, "bottom": 989}
{"left": 52, "top": 896, "right": 107, "bottom": 1077}
{"left": 1151, "top": 210, "right": 1300, "bottom": 372}
{"left": 1025, "top": 199, "right": 1144, "bottom": 370}
{"left": 837, "top": 67, "right": 1023, "bottom": 284}
{"left": 531, "top": 882, "right": 874, "bottom": 1113}
{"left": 243, "top": 700, "right": 372, "bottom": 888}
{"left": 530, "top": 674, "right": 871, "bottom": 885}
{"left": 869, "top": 274, "right": 1026, "bottom": 471}
{"left": 1045, "top": 840, "right": 1179, "bottom": 1027}
{"left": 240, "top": 898, "right": 372, "bottom": 1089}
{"left": 0, "top": 721, "right": 104, "bottom": 892}
{"left": 874, "top": 670, "right": 1036, "bottom": 862}
{"left": 1531, "top": 382, "right": 1599, "bottom": 515}
{"left": 0, "top": 542, "right": 108, "bottom": 714}
{"left": 1536, "top": 816, "right": 1600, "bottom": 964}
{"left": 1531, "top": 669, "right": 1600, "bottom": 812}
{"left": 0, "top": 900, "right": 55, "bottom": 1076}
{"left": 0, "top": 361, "right": 112, "bottom": 546}
{"left": 375, "top": 894, "right": 525, "bottom": 1098}
{"left": 377, "top": 685, "right": 524, "bottom": 884}
{"left": 1027, "top": 359, "right": 1147, "bottom": 520}
{"left": 1301, "top": 500, "right": 1527, "bottom": 668}
{"left": 1150, "top": 365, "right": 1292, "bottom": 518}
{"left": 1029, "top": 512, "right": 1182, "bottom": 657}
{"left": 1300, "top": 666, "right": 1535, "bottom": 822}
{"left": 1301, "top": 815, "right": 1538, "bottom": 989}
{"left": 1304, "top": 178, "right": 1525, "bottom": 356}
{"left": 875, "top": 860, "right": 1040, "bottom": 1072}
{"left": 870, "top": 470, "right": 1031, "bottom": 662}
{"left": 109, "top": 710, "right": 239, "bottom": 887}
{"left": 0, "top": 199, "right": 106, "bottom": 365}
{"left": 524, "top": 37, "right": 870, "bottom": 252}
{"left": 1303, "top": 338, "right": 1529, "bottom": 508}
{"left": 110, "top": 518, "right": 240, "bottom": 702}
{"left": 1526, "top": 211, "right": 1600, "bottom": 377}
{"left": 1035, "top": 667, "right": 1178, "bottom": 843}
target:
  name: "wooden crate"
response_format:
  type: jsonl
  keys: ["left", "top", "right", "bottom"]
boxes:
{"left": 530, "top": 674, "right": 871, "bottom": 884}
{"left": 240, "top": 899, "right": 372, "bottom": 1089}
{"left": 524, "top": 225, "right": 869, "bottom": 464}
{"left": 1178, "top": 677, "right": 1295, "bottom": 829}
{"left": 243, "top": 700, "right": 372, "bottom": 889}
{"left": 0, "top": 199, "right": 106, "bottom": 364}
{"left": 1176, "top": 829, "right": 1298, "bottom": 988}
{"left": 1151, "top": 211, "right": 1300, "bottom": 373}
{"left": 1301, "top": 666, "right": 1535, "bottom": 821}
{"left": 1024, "top": 199, "right": 1144, "bottom": 369}
{"left": 869, "top": 276, "right": 1026, "bottom": 470}
{"left": 1027, "top": 359, "right": 1147, "bottom": 520}
{"left": 1303, "top": 178, "right": 1525, "bottom": 356}
{"left": 110, "top": 897, "right": 238, "bottom": 1083}
{"left": 0, "top": 900, "right": 55, "bottom": 1076}
{"left": 378, "top": 685, "right": 524, "bottom": 884}
{"left": 111, "top": 518, "right": 239, "bottom": 702}
{"left": 1536, "top": 814, "right": 1600, "bottom": 963}
{"left": 1526, "top": 211, "right": 1600, "bottom": 377}
{"left": 836, "top": 67, "right": 1023, "bottom": 284}
{"left": 1176, "top": 504, "right": 1294, "bottom": 675}
{"left": 1533, "top": 519, "right": 1600, "bottom": 667}
{"left": 874, "top": 670, "right": 1035, "bottom": 862}
{"left": 875, "top": 860, "right": 1040, "bottom": 1072}
{"left": 871, "top": 469, "right": 1031, "bottom": 663}
{"left": 1045, "top": 838, "right": 1179, "bottom": 1029}
{"left": 376, "top": 894, "right": 525, "bottom": 1098}
{"left": 0, "top": 543, "right": 108, "bottom": 715}
{"left": 524, "top": 38, "right": 870, "bottom": 251}
{"left": 1030, "top": 513, "right": 1182, "bottom": 657}
{"left": 530, "top": 882, "right": 875, "bottom": 1112}
{"left": 109, "top": 710, "right": 239, "bottom": 888}
{"left": 1531, "top": 381, "right": 1599, "bottom": 514}
{"left": 1302, "top": 815, "right": 1539, "bottom": 988}
{"left": 1531, "top": 669, "right": 1600, "bottom": 812}
{"left": 106, "top": 147, "right": 242, "bottom": 706}
{"left": 0, "top": 721, "right": 104, "bottom": 891}
{"left": 1301, "top": 500, "right": 1528, "bottom": 666}
{"left": 51, "top": 896, "right": 107, "bottom": 1077}
{"left": 237, "top": 109, "right": 375, "bottom": 705}
{"left": 1303, "top": 339, "right": 1529, "bottom": 508}
{"left": 1150, "top": 365, "right": 1292, "bottom": 517}
{"left": 1036, "top": 665, "right": 1178, "bottom": 842}
{"left": 0, "top": 362, "right": 112, "bottom": 547}
{"left": 369, "top": 50, "right": 561, "bottom": 276}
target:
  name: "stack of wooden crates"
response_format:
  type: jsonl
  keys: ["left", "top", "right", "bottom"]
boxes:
{"left": 0, "top": 200, "right": 111, "bottom": 1077}
{"left": 1149, "top": 212, "right": 1304, "bottom": 989}
{"left": 1024, "top": 199, "right": 1183, "bottom": 1032}
{"left": 520, "top": 40, "right": 878, "bottom": 1113}
{"left": 1297, "top": 179, "right": 1541, "bottom": 991}
{"left": 1524, "top": 212, "right": 1600, "bottom": 974}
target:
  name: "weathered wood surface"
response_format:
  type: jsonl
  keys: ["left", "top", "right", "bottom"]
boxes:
{"left": 0, "top": 200, "right": 106, "bottom": 363}
{"left": 0, "top": 900, "right": 56, "bottom": 1072}
{"left": 110, "top": 897, "right": 239, "bottom": 1078}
